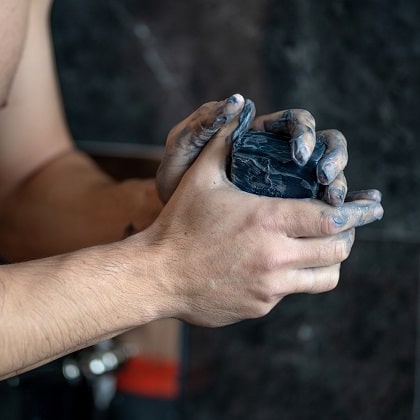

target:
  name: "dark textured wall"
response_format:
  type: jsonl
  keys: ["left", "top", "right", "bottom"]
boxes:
{"left": 51, "top": 1, "right": 420, "bottom": 418}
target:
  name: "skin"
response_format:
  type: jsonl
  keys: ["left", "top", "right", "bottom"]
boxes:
{"left": 0, "top": 0, "right": 180, "bottom": 370}
{"left": 158, "top": 99, "right": 353, "bottom": 207}
{"left": 0, "top": 0, "right": 383, "bottom": 379}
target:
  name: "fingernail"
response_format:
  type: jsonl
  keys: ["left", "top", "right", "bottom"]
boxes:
{"left": 224, "top": 94, "right": 244, "bottom": 120}
{"left": 329, "top": 187, "right": 345, "bottom": 206}
{"left": 333, "top": 214, "right": 348, "bottom": 226}
{"left": 292, "top": 138, "right": 309, "bottom": 166}
{"left": 318, "top": 162, "right": 334, "bottom": 185}
{"left": 227, "top": 94, "right": 241, "bottom": 104}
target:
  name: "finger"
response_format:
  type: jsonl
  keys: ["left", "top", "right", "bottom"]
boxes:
{"left": 292, "top": 264, "right": 341, "bottom": 295}
{"left": 252, "top": 109, "right": 316, "bottom": 166}
{"left": 254, "top": 197, "right": 384, "bottom": 238}
{"left": 346, "top": 189, "right": 382, "bottom": 203}
{"left": 157, "top": 94, "right": 245, "bottom": 202}
{"left": 187, "top": 99, "right": 257, "bottom": 183}
{"left": 169, "top": 93, "right": 245, "bottom": 152}
{"left": 316, "top": 129, "right": 348, "bottom": 185}
{"left": 290, "top": 229, "right": 355, "bottom": 269}
{"left": 230, "top": 99, "right": 257, "bottom": 144}
{"left": 322, "top": 171, "right": 348, "bottom": 206}
{"left": 186, "top": 107, "right": 250, "bottom": 185}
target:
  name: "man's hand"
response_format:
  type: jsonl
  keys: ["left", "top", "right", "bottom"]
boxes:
{"left": 252, "top": 109, "right": 349, "bottom": 206}
{"left": 156, "top": 93, "right": 246, "bottom": 203}
{"left": 157, "top": 98, "right": 352, "bottom": 207}
{"left": 135, "top": 117, "right": 384, "bottom": 328}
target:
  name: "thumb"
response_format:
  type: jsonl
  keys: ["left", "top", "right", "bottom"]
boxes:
{"left": 188, "top": 99, "right": 257, "bottom": 185}
{"left": 157, "top": 93, "right": 246, "bottom": 203}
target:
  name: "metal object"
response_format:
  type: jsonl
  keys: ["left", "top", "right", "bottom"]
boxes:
{"left": 62, "top": 340, "right": 128, "bottom": 383}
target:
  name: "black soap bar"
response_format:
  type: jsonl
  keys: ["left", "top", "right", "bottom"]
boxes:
{"left": 230, "top": 131, "right": 326, "bottom": 199}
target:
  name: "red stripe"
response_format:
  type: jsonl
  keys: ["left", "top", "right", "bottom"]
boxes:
{"left": 116, "top": 356, "right": 180, "bottom": 399}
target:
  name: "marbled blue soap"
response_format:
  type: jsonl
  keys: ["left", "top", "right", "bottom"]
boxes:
{"left": 230, "top": 131, "right": 326, "bottom": 199}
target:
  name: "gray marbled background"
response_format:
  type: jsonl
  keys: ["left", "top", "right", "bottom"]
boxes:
{"left": 51, "top": 0, "right": 420, "bottom": 418}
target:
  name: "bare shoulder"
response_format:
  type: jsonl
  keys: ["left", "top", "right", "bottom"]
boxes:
{"left": 0, "top": 0, "right": 54, "bottom": 106}
{"left": 0, "top": 0, "right": 30, "bottom": 105}
{"left": 34, "top": 0, "right": 55, "bottom": 14}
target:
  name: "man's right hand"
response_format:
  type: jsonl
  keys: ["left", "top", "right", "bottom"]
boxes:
{"left": 126, "top": 114, "right": 383, "bottom": 328}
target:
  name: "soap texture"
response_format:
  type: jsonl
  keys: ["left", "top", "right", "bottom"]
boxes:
{"left": 230, "top": 131, "right": 326, "bottom": 199}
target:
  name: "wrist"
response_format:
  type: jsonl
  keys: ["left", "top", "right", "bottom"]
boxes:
{"left": 116, "top": 230, "right": 180, "bottom": 327}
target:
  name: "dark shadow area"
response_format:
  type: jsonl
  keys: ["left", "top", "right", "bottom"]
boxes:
{"left": 181, "top": 241, "right": 417, "bottom": 419}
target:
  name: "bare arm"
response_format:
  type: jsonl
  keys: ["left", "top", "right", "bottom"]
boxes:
{"left": 0, "top": 0, "right": 161, "bottom": 261}
{"left": 0, "top": 236, "right": 163, "bottom": 379}
{"left": 0, "top": 0, "right": 72, "bottom": 197}
{"left": 0, "top": 122, "right": 383, "bottom": 379}
{"left": 0, "top": 0, "right": 172, "bottom": 376}
{"left": 0, "top": 0, "right": 383, "bottom": 381}
{"left": 0, "top": 0, "right": 29, "bottom": 106}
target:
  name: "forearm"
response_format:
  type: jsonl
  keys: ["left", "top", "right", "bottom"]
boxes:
{"left": 0, "top": 236, "right": 163, "bottom": 380}
{"left": 0, "top": 149, "right": 162, "bottom": 261}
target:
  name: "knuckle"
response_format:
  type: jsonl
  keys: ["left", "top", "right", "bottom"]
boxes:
{"left": 197, "top": 101, "right": 217, "bottom": 115}
{"left": 334, "top": 171, "right": 347, "bottom": 186}
{"left": 251, "top": 305, "right": 271, "bottom": 320}
{"left": 325, "top": 128, "right": 345, "bottom": 139}
{"left": 256, "top": 248, "right": 290, "bottom": 273}
{"left": 247, "top": 206, "right": 264, "bottom": 228}
{"left": 282, "top": 109, "right": 297, "bottom": 129}
{"left": 325, "top": 269, "right": 340, "bottom": 292}
{"left": 326, "top": 129, "right": 348, "bottom": 150}
{"left": 308, "top": 267, "right": 340, "bottom": 294}
{"left": 295, "top": 109, "right": 315, "bottom": 126}
{"left": 298, "top": 264, "right": 342, "bottom": 295}
{"left": 316, "top": 240, "right": 348, "bottom": 266}
{"left": 172, "top": 103, "right": 218, "bottom": 136}
{"left": 248, "top": 204, "right": 276, "bottom": 231}
{"left": 333, "top": 239, "right": 350, "bottom": 262}
{"left": 239, "top": 279, "right": 278, "bottom": 318}
{"left": 318, "top": 235, "right": 352, "bottom": 266}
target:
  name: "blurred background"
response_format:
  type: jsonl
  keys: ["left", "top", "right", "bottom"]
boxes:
{"left": 46, "top": 0, "right": 419, "bottom": 418}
